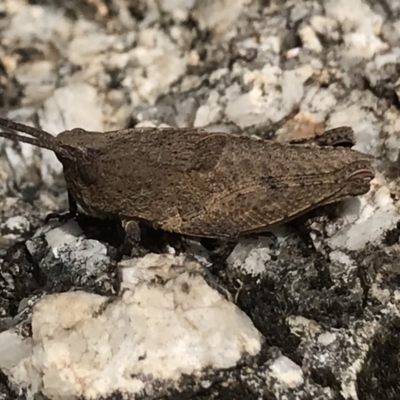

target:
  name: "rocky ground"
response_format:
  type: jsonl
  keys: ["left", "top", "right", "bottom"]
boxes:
{"left": 1, "top": 0, "right": 400, "bottom": 399}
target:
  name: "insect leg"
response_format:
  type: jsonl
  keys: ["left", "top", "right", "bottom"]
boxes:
{"left": 116, "top": 218, "right": 145, "bottom": 257}
{"left": 45, "top": 190, "right": 78, "bottom": 223}
{"left": 118, "top": 219, "right": 181, "bottom": 257}
{"left": 200, "top": 237, "right": 238, "bottom": 265}
{"left": 122, "top": 219, "right": 141, "bottom": 242}
{"left": 288, "top": 127, "right": 355, "bottom": 148}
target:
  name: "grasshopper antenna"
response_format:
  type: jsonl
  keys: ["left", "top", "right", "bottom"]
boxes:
{"left": 0, "top": 117, "right": 54, "bottom": 142}
{"left": 0, "top": 117, "right": 70, "bottom": 157}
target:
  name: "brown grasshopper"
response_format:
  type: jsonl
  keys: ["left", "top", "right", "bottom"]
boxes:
{"left": 0, "top": 118, "right": 374, "bottom": 240}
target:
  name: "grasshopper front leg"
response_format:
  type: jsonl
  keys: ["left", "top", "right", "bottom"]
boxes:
{"left": 45, "top": 190, "right": 78, "bottom": 223}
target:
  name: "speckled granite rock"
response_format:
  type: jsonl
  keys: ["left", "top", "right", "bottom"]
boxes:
{"left": 1, "top": 0, "right": 400, "bottom": 399}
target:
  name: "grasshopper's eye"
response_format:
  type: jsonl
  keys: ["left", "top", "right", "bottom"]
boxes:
{"left": 58, "top": 146, "right": 97, "bottom": 185}
{"left": 70, "top": 128, "right": 86, "bottom": 134}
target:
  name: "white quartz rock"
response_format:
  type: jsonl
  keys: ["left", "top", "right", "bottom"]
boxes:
{"left": 5, "top": 253, "right": 263, "bottom": 400}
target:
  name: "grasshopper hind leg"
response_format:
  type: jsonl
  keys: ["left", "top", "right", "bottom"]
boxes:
{"left": 289, "top": 127, "right": 356, "bottom": 148}
{"left": 314, "top": 127, "right": 356, "bottom": 148}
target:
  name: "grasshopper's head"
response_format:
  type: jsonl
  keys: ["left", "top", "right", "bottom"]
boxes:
{"left": 0, "top": 119, "right": 105, "bottom": 212}
{"left": 56, "top": 128, "right": 108, "bottom": 154}
{"left": 55, "top": 128, "right": 109, "bottom": 171}
{"left": 53, "top": 128, "right": 109, "bottom": 187}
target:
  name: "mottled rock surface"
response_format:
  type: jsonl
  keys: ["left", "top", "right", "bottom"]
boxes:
{"left": 1, "top": 0, "right": 400, "bottom": 399}
{"left": 4, "top": 254, "right": 262, "bottom": 399}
